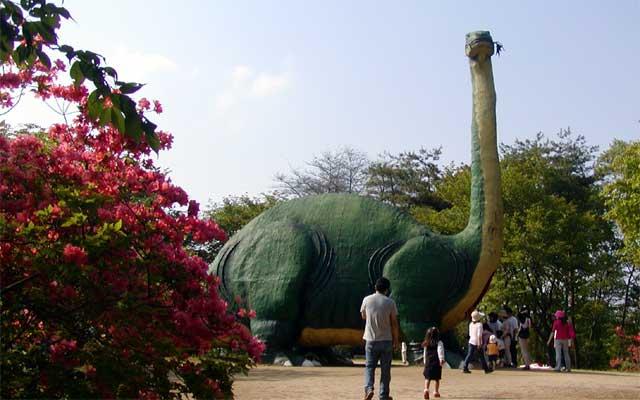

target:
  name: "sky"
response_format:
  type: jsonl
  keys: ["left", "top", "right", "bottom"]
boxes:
{"left": 5, "top": 0, "right": 639, "bottom": 206}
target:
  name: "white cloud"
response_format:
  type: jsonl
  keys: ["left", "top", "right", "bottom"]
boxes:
{"left": 214, "top": 65, "right": 291, "bottom": 116}
{"left": 106, "top": 46, "right": 177, "bottom": 82}
{"left": 212, "top": 62, "right": 292, "bottom": 124}
{"left": 251, "top": 72, "right": 289, "bottom": 97}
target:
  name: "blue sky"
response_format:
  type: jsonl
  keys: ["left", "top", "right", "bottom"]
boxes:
{"left": 6, "top": 1, "right": 639, "bottom": 205}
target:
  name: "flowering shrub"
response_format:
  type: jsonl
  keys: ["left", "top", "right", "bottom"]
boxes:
{"left": 609, "top": 326, "right": 640, "bottom": 372}
{"left": 0, "top": 59, "right": 264, "bottom": 398}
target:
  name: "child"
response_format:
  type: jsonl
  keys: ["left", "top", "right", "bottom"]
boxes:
{"left": 422, "top": 327, "right": 445, "bottom": 399}
{"left": 486, "top": 334, "right": 499, "bottom": 370}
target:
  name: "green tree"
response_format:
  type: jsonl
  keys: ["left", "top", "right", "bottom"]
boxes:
{"left": 366, "top": 147, "right": 450, "bottom": 211}
{"left": 485, "top": 130, "right": 622, "bottom": 368}
{"left": 600, "top": 140, "right": 640, "bottom": 267}
{"left": 420, "top": 129, "right": 627, "bottom": 369}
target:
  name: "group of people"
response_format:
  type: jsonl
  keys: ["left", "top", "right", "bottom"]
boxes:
{"left": 462, "top": 305, "right": 533, "bottom": 373}
{"left": 462, "top": 306, "right": 576, "bottom": 374}
{"left": 359, "top": 277, "right": 576, "bottom": 400}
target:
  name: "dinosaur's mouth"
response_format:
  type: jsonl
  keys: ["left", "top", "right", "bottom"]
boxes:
{"left": 465, "top": 31, "right": 494, "bottom": 59}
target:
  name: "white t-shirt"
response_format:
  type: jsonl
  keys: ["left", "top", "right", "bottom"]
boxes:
{"left": 360, "top": 292, "right": 398, "bottom": 342}
{"left": 468, "top": 321, "right": 483, "bottom": 346}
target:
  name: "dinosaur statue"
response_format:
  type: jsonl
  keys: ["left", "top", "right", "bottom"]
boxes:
{"left": 210, "top": 31, "right": 503, "bottom": 363}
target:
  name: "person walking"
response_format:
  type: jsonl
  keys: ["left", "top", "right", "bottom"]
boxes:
{"left": 517, "top": 307, "right": 532, "bottom": 370}
{"left": 547, "top": 310, "right": 576, "bottom": 372}
{"left": 360, "top": 277, "right": 399, "bottom": 400}
{"left": 462, "top": 310, "right": 493, "bottom": 374}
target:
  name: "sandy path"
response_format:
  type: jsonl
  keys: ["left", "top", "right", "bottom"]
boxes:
{"left": 233, "top": 364, "right": 640, "bottom": 399}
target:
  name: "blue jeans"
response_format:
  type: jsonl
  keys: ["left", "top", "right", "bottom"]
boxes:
{"left": 364, "top": 340, "right": 392, "bottom": 399}
{"left": 554, "top": 339, "right": 571, "bottom": 371}
{"left": 463, "top": 343, "right": 490, "bottom": 371}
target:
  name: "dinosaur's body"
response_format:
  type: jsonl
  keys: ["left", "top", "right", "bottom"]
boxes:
{"left": 211, "top": 31, "right": 503, "bottom": 354}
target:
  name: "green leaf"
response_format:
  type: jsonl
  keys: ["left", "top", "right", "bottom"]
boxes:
{"left": 37, "top": 49, "right": 51, "bottom": 69}
{"left": 111, "top": 108, "right": 125, "bottom": 133}
{"left": 124, "top": 115, "right": 142, "bottom": 142}
{"left": 146, "top": 131, "right": 160, "bottom": 152}
{"left": 113, "top": 219, "right": 123, "bottom": 232}
{"left": 99, "top": 106, "right": 111, "bottom": 126}
{"left": 119, "top": 82, "right": 143, "bottom": 94}
{"left": 104, "top": 67, "right": 117, "bottom": 79}
{"left": 86, "top": 91, "right": 101, "bottom": 120}
{"left": 70, "top": 61, "right": 84, "bottom": 86}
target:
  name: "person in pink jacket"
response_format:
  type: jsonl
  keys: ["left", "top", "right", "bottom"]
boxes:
{"left": 547, "top": 310, "right": 576, "bottom": 372}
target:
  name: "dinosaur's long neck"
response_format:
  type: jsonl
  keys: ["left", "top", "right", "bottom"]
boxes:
{"left": 441, "top": 33, "right": 503, "bottom": 331}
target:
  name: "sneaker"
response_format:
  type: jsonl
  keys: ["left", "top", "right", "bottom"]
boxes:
{"left": 364, "top": 389, "right": 374, "bottom": 400}
{"left": 522, "top": 366, "right": 530, "bottom": 370}
{"left": 484, "top": 368, "right": 494, "bottom": 374}
{"left": 424, "top": 390, "right": 429, "bottom": 400}
{"left": 434, "top": 393, "right": 441, "bottom": 398}
{"left": 463, "top": 369, "right": 471, "bottom": 373}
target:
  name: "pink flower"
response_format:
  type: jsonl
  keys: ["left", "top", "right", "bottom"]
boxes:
{"left": 153, "top": 100, "right": 163, "bottom": 113}
{"left": 138, "top": 97, "right": 151, "bottom": 110}
{"left": 63, "top": 244, "right": 88, "bottom": 266}
{"left": 187, "top": 200, "right": 200, "bottom": 217}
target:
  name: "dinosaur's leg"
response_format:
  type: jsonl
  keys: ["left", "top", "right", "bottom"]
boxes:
{"left": 228, "top": 222, "right": 316, "bottom": 352}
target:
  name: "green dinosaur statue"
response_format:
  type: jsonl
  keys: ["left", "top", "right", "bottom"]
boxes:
{"left": 211, "top": 31, "right": 503, "bottom": 359}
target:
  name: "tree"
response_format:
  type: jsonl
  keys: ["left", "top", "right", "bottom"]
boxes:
{"left": 274, "top": 147, "right": 369, "bottom": 197}
{"left": 0, "top": 33, "right": 263, "bottom": 400}
{"left": 600, "top": 140, "right": 640, "bottom": 267}
{"left": 0, "top": 0, "right": 161, "bottom": 149}
{"left": 483, "top": 130, "right": 623, "bottom": 368}
{"left": 366, "top": 147, "right": 450, "bottom": 211}
{"left": 422, "top": 129, "right": 628, "bottom": 369}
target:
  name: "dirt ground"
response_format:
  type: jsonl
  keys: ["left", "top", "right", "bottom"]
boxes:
{"left": 233, "top": 363, "right": 640, "bottom": 400}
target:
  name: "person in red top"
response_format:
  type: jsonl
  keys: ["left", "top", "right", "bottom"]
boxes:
{"left": 547, "top": 310, "right": 576, "bottom": 372}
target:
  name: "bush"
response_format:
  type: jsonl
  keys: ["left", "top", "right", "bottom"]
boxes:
{"left": 610, "top": 326, "right": 640, "bottom": 372}
{"left": 0, "top": 59, "right": 264, "bottom": 398}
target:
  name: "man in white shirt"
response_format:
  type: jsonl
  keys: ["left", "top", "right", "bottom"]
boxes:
{"left": 462, "top": 310, "right": 493, "bottom": 373}
{"left": 500, "top": 306, "right": 518, "bottom": 367}
{"left": 360, "top": 277, "right": 399, "bottom": 400}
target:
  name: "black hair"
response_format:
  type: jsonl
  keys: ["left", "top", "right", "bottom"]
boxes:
{"left": 517, "top": 311, "right": 528, "bottom": 324}
{"left": 483, "top": 322, "right": 491, "bottom": 331}
{"left": 422, "top": 326, "right": 440, "bottom": 348}
{"left": 489, "top": 312, "right": 498, "bottom": 322}
{"left": 375, "top": 277, "right": 391, "bottom": 293}
{"left": 503, "top": 305, "right": 513, "bottom": 315}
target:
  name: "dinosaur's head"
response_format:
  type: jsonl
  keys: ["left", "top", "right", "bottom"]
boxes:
{"left": 465, "top": 31, "right": 494, "bottom": 59}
